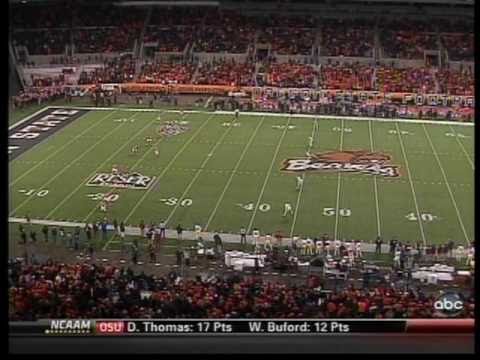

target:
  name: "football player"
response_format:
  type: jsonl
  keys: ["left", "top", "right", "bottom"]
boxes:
{"left": 296, "top": 176, "right": 304, "bottom": 191}
{"left": 234, "top": 108, "right": 240, "bottom": 120}
{"left": 283, "top": 203, "right": 293, "bottom": 217}
{"left": 154, "top": 147, "right": 159, "bottom": 157}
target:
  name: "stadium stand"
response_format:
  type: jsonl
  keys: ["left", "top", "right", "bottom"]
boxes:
{"left": 319, "top": 18, "right": 375, "bottom": 57}
{"left": 319, "top": 62, "right": 374, "bottom": 91}
{"left": 265, "top": 62, "right": 318, "bottom": 88}
{"left": 194, "top": 59, "right": 255, "bottom": 86}
{"left": 8, "top": 260, "right": 474, "bottom": 320}
{"left": 138, "top": 60, "right": 195, "bottom": 84}
{"left": 12, "top": 30, "right": 70, "bottom": 56}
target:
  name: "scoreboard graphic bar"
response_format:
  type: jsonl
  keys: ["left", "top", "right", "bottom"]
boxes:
{"left": 10, "top": 319, "right": 474, "bottom": 336}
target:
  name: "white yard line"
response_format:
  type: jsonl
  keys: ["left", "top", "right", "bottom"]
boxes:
{"left": 10, "top": 112, "right": 137, "bottom": 216}
{"left": 10, "top": 110, "right": 116, "bottom": 186}
{"left": 45, "top": 112, "right": 148, "bottom": 219}
{"left": 448, "top": 125, "right": 474, "bottom": 170}
{"left": 395, "top": 122, "right": 426, "bottom": 245}
{"left": 204, "top": 117, "right": 265, "bottom": 231}
{"left": 290, "top": 119, "right": 317, "bottom": 238}
{"left": 165, "top": 115, "right": 239, "bottom": 225}
{"left": 422, "top": 124, "right": 470, "bottom": 245}
{"left": 9, "top": 106, "right": 50, "bottom": 130}
{"left": 333, "top": 119, "right": 345, "bottom": 240}
{"left": 247, "top": 117, "right": 291, "bottom": 233}
{"left": 122, "top": 114, "right": 215, "bottom": 225}
{"left": 368, "top": 120, "right": 382, "bottom": 238}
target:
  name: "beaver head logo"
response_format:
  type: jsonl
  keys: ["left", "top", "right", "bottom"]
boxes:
{"left": 310, "top": 150, "right": 391, "bottom": 164}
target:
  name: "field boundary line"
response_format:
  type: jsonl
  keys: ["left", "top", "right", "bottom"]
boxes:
{"left": 448, "top": 125, "right": 474, "bottom": 170}
{"left": 333, "top": 119, "right": 345, "bottom": 240}
{"left": 10, "top": 110, "right": 116, "bottom": 186}
{"left": 395, "top": 122, "right": 426, "bottom": 245}
{"left": 246, "top": 117, "right": 291, "bottom": 233}
{"left": 47, "top": 106, "right": 474, "bottom": 127}
{"left": 422, "top": 124, "right": 470, "bottom": 245}
{"left": 165, "top": 114, "right": 240, "bottom": 225}
{"left": 9, "top": 106, "right": 50, "bottom": 130}
{"left": 45, "top": 112, "right": 147, "bottom": 219}
{"left": 368, "top": 120, "right": 382, "bottom": 238}
{"left": 204, "top": 117, "right": 266, "bottom": 231}
{"left": 10, "top": 112, "right": 138, "bottom": 216}
{"left": 290, "top": 119, "right": 317, "bottom": 238}
{"left": 122, "top": 113, "right": 216, "bottom": 225}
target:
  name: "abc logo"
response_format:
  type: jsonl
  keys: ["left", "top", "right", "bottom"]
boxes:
{"left": 433, "top": 293, "right": 464, "bottom": 316}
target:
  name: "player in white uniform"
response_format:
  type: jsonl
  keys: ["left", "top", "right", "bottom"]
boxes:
{"left": 100, "top": 201, "right": 107, "bottom": 213}
{"left": 296, "top": 176, "right": 304, "bottom": 191}
{"left": 334, "top": 239, "right": 341, "bottom": 256}
{"left": 355, "top": 240, "right": 363, "bottom": 258}
{"left": 283, "top": 203, "right": 293, "bottom": 217}
{"left": 154, "top": 147, "right": 159, "bottom": 157}
{"left": 234, "top": 109, "right": 240, "bottom": 120}
{"left": 308, "top": 136, "right": 313, "bottom": 148}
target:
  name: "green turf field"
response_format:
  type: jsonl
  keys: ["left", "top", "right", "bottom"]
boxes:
{"left": 9, "top": 108, "right": 474, "bottom": 249}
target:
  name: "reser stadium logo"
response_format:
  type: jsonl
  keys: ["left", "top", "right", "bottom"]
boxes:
{"left": 86, "top": 172, "right": 155, "bottom": 190}
{"left": 281, "top": 150, "right": 400, "bottom": 177}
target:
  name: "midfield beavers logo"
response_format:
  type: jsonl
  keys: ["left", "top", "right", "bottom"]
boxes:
{"left": 281, "top": 150, "right": 400, "bottom": 177}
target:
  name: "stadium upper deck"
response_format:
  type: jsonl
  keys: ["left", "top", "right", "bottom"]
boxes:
{"left": 9, "top": 1, "right": 474, "bottom": 96}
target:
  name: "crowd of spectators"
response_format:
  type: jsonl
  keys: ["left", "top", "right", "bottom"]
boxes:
{"left": 12, "top": 30, "right": 69, "bottom": 55}
{"left": 72, "top": 4, "right": 146, "bottom": 27}
{"left": 195, "top": 26, "right": 254, "bottom": 53}
{"left": 381, "top": 30, "right": 438, "bottom": 59}
{"left": 265, "top": 61, "right": 318, "bottom": 88}
{"left": 379, "top": 18, "right": 439, "bottom": 59}
{"left": 31, "top": 74, "right": 66, "bottom": 87}
{"left": 319, "top": 62, "right": 374, "bottom": 91}
{"left": 8, "top": 260, "right": 474, "bottom": 320}
{"left": 257, "top": 14, "right": 317, "bottom": 28}
{"left": 259, "top": 28, "right": 315, "bottom": 55}
{"left": 138, "top": 60, "right": 195, "bottom": 84}
{"left": 194, "top": 59, "right": 255, "bottom": 86}
{"left": 376, "top": 66, "right": 437, "bottom": 94}
{"left": 73, "top": 25, "right": 142, "bottom": 53}
{"left": 319, "top": 19, "right": 374, "bottom": 58}
{"left": 78, "top": 56, "right": 136, "bottom": 84}
{"left": 143, "top": 26, "right": 194, "bottom": 53}
{"left": 441, "top": 34, "right": 474, "bottom": 62}
{"left": 436, "top": 67, "right": 474, "bottom": 96}
{"left": 149, "top": 7, "right": 205, "bottom": 26}
{"left": 10, "top": 3, "right": 72, "bottom": 29}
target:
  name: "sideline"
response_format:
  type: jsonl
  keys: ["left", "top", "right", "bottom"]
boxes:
{"left": 8, "top": 217, "right": 389, "bottom": 253}
{"left": 43, "top": 106, "right": 475, "bottom": 127}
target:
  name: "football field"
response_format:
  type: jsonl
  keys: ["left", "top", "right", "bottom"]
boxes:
{"left": 9, "top": 107, "right": 474, "bottom": 249}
